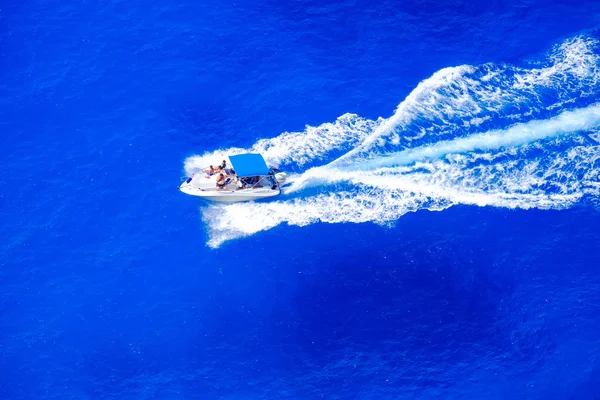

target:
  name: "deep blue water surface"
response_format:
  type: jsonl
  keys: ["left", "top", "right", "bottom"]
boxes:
{"left": 3, "top": 0, "right": 600, "bottom": 399}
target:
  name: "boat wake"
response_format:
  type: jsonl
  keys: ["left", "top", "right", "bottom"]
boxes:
{"left": 184, "top": 35, "right": 600, "bottom": 248}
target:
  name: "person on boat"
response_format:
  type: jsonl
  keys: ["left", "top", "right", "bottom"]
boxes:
{"left": 216, "top": 173, "right": 226, "bottom": 189}
{"left": 237, "top": 176, "right": 247, "bottom": 189}
{"left": 203, "top": 165, "right": 215, "bottom": 177}
{"left": 219, "top": 160, "right": 227, "bottom": 170}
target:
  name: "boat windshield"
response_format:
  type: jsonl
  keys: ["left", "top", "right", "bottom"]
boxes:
{"left": 238, "top": 174, "right": 277, "bottom": 190}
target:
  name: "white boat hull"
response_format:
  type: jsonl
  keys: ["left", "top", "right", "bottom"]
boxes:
{"left": 179, "top": 174, "right": 280, "bottom": 203}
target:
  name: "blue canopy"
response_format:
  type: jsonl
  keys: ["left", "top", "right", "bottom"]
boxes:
{"left": 229, "top": 153, "right": 270, "bottom": 177}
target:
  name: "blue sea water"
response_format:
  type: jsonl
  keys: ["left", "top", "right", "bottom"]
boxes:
{"left": 3, "top": 0, "right": 600, "bottom": 398}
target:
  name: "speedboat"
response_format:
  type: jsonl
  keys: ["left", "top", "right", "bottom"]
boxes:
{"left": 179, "top": 153, "right": 287, "bottom": 203}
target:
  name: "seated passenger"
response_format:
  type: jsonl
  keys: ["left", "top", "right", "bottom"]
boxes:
{"left": 219, "top": 160, "right": 227, "bottom": 170}
{"left": 203, "top": 165, "right": 215, "bottom": 177}
{"left": 216, "top": 173, "right": 226, "bottom": 189}
{"left": 237, "top": 177, "right": 247, "bottom": 189}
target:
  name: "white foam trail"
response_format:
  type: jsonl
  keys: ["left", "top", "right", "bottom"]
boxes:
{"left": 204, "top": 135, "right": 600, "bottom": 247}
{"left": 183, "top": 34, "right": 600, "bottom": 247}
{"left": 346, "top": 103, "right": 600, "bottom": 170}
{"left": 183, "top": 114, "right": 380, "bottom": 177}
{"left": 283, "top": 104, "right": 600, "bottom": 192}
{"left": 184, "top": 36, "right": 599, "bottom": 178}
{"left": 331, "top": 36, "right": 600, "bottom": 164}
{"left": 332, "top": 65, "right": 477, "bottom": 164}
{"left": 202, "top": 190, "right": 453, "bottom": 248}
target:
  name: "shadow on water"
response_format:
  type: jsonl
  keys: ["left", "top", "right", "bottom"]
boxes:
{"left": 266, "top": 206, "right": 600, "bottom": 380}
{"left": 69, "top": 205, "right": 600, "bottom": 398}
{"left": 167, "top": 99, "right": 234, "bottom": 149}
{"left": 274, "top": 217, "right": 517, "bottom": 367}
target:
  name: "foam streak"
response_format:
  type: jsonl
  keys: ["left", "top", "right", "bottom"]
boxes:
{"left": 183, "top": 34, "right": 600, "bottom": 247}
{"left": 344, "top": 103, "right": 600, "bottom": 171}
